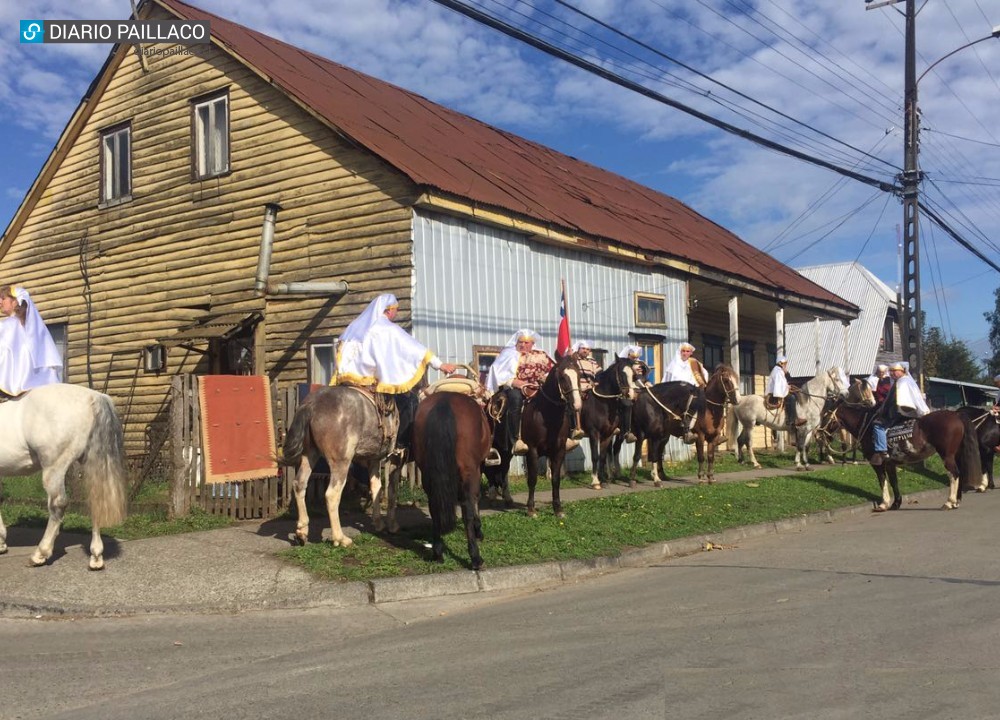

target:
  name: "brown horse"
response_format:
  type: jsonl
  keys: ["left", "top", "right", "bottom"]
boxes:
{"left": 691, "top": 364, "right": 740, "bottom": 484}
{"left": 411, "top": 391, "right": 493, "bottom": 570}
{"left": 281, "top": 386, "right": 407, "bottom": 547}
{"left": 519, "top": 354, "right": 583, "bottom": 517}
{"left": 833, "top": 401, "right": 982, "bottom": 511}
{"left": 620, "top": 381, "right": 701, "bottom": 488}
{"left": 580, "top": 356, "right": 637, "bottom": 490}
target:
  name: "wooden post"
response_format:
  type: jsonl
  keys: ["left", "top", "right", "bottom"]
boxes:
{"left": 170, "top": 375, "right": 188, "bottom": 518}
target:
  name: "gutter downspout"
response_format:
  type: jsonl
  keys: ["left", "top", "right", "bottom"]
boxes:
{"left": 255, "top": 203, "right": 349, "bottom": 297}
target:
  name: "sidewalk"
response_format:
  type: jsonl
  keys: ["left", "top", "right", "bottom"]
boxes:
{"left": 0, "top": 464, "right": 891, "bottom": 618}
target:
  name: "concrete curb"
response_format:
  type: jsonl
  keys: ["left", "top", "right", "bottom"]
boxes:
{"left": 0, "top": 487, "right": 951, "bottom": 618}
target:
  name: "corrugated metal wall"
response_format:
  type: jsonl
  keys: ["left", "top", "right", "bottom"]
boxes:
{"left": 785, "top": 262, "right": 893, "bottom": 377}
{"left": 411, "top": 209, "right": 693, "bottom": 471}
{"left": 411, "top": 210, "right": 689, "bottom": 364}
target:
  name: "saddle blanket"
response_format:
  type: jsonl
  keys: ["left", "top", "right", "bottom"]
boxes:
{"left": 886, "top": 419, "right": 916, "bottom": 457}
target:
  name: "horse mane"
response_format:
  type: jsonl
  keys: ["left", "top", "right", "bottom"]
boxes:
{"left": 594, "top": 356, "right": 630, "bottom": 394}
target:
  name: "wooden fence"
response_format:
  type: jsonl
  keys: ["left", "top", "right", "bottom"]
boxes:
{"left": 170, "top": 375, "right": 304, "bottom": 520}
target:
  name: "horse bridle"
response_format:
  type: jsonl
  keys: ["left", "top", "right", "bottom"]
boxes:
{"left": 540, "top": 358, "right": 582, "bottom": 406}
{"left": 704, "top": 369, "right": 739, "bottom": 408}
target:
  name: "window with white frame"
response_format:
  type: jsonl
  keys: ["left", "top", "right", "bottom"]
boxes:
{"left": 309, "top": 338, "right": 336, "bottom": 386}
{"left": 48, "top": 322, "right": 68, "bottom": 381}
{"left": 192, "top": 91, "right": 230, "bottom": 179}
{"left": 100, "top": 123, "right": 131, "bottom": 204}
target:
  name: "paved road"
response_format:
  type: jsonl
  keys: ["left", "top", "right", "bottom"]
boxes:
{"left": 2, "top": 483, "right": 1000, "bottom": 719}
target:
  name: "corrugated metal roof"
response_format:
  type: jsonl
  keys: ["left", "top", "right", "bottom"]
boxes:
{"left": 784, "top": 262, "right": 894, "bottom": 376}
{"left": 156, "top": 0, "right": 856, "bottom": 316}
{"left": 164, "top": 312, "right": 261, "bottom": 345}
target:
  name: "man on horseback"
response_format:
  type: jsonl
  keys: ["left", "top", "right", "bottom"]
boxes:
{"left": 334, "top": 293, "right": 457, "bottom": 453}
{"left": 617, "top": 344, "right": 648, "bottom": 443}
{"left": 661, "top": 342, "right": 709, "bottom": 443}
{"left": 869, "top": 364, "right": 891, "bottom": 405}
{"left": 570, "top": 340, "right": 601, "bottom": 439}
{"left": 766, "top": 355, "right": 804, "bottom": 429}
{"left": 487, "top": 329, "right": 558, "bottom": 455}
{"left": 871, "top": 361, "right": 929, "bottom": 465}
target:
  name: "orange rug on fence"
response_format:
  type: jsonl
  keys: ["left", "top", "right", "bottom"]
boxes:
{"left": 198, "top": 375, "right": 278, "bottom": 484}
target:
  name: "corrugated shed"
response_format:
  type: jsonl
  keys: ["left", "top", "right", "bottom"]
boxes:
{"left": 157, "top": 0, "right": 856, "bottom": 316}
{"left": 784, "top": 262, "right": 895, "bottom": 376}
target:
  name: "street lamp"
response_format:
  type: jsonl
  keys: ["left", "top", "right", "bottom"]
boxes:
{"left": 868, "top": 0, "right": 1000, "bottom": 386}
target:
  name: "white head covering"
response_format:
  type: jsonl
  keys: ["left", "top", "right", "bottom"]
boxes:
{"left": 618, "top": 344, "right": 642, "bottom": 359}
{"left": 679, "top": 342, "right": 695, "bottom": 352}
{"left": 571, "top": 339, "right": 592, "bottom": 353}
{"left": 877, "top": 364, "right": 888, "bottom": 373}
{"left": 889, "top": 361, "right": 905, "bottom": 372}
{"left": 335, "top": 293, "right": 437, "bottom": 393}
{"left": 776, "top": 354, "right": 787, "bottom": 364}
{"left": 340, "top": 294, "right": 397, "bottom": 344}
{"left": 0, "top": 286, "right": 63, "bottom": 394}
{"left": 488, "top": 329, "right": 542, "bottom": 392}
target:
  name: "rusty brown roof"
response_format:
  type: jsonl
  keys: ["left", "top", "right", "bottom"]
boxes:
{"left": 157, "top": 0, "right": 855, "bottom": 314}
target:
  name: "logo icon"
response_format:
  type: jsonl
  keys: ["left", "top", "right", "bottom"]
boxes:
{"left": 20, "top": 20, "right": 44, "bottom": 43}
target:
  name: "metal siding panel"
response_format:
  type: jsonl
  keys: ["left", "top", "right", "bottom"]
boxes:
{"left": 413, "top": 210, "right": 693, "bottom": 469}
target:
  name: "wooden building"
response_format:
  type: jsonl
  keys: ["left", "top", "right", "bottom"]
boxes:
{"left": 1, "top": 0, "right": 857, "bottom": 470}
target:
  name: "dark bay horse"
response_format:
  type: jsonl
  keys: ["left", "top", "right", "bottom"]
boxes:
{"left": 692, "top": 364, "right": 740, "bottom": 484}
{"left": 412, "top": 391, "right": 493, "bottom": 570}
{"left": 580, "top": 356, "right": 636, "bottom": 490}
{"left": 620, "top": 380, "right": 702, "bottom": 488}
{"left": 956, "top": 405, "right": 1000, "bottom": 490}
{"left": 833, "top": 401, "right": 982, "bottom": 511}
{"left": 813, "top": 378, "right": 874, "bottom": 463}
{"left": 486, "top": 355, "right": 582, "bottom": 518}
{"left": 281, "top": 385, "right": 408, "bottom": 547}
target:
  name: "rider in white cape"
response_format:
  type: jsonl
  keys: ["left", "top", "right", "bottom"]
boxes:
{"left": 0, "top": 286, "right": 62, "bottom": 396}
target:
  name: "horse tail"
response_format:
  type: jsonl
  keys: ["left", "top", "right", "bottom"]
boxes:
{"left": 281, "top": 401, "right": 314, "bottom": 468}
{"left": 957, "top": 414, "right": 983, "bottom": 488}
{"left": 82, "top": 393, "right": 128, "bottom": 528}
{"left": 419, "top": 399, "right": 459, "bottom": 535}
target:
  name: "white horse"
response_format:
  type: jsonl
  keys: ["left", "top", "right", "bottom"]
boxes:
{"left": 0, "top": 384, "right": 128, "bottom": 569}
{"left": 734, "top": 367, "right": 848, "bottom": 470}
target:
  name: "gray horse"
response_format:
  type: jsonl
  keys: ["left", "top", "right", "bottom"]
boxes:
{"left": 734, "top": 367, "right": 848, "bottom": 470}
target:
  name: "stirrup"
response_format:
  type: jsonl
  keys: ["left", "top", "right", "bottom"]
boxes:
{"left": 484, "top": 448, "right": 502, "bottom": 467}
{"left": 565, "top": 438, "right": 580, "bottom": 451}
{"left": 624, "top": 432, "right": 637, "bottom": 444}
{"left": 512, "top": 439, "right": 529, "bottom": 455}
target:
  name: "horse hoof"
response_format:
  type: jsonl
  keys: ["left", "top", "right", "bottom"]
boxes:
{"left": 942, "top": 501, "right": 959, "bottom": 510}
{"left": 653, "top": 480, "right": 662, "bottom": 488}
{"left": 0, "top": 543, "right": 7, "bottom": 555}
{"left": 332, "top": 536, "right": 354, "bottom": 548}
{"left": 872, "top": 503, "right": 889, "bottom": 513}
{"left": 89, "top": 556, "right": 105, "bottom": 571}
{"left": 28, "top": 554, "right": 47, "bottom": 567}
{"left": 590, "top": 482, "right": 602, "bottom": 490}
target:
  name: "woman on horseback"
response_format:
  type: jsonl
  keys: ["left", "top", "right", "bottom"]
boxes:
{"left": 0, "top": 285, "right": 62, "bottom": 397}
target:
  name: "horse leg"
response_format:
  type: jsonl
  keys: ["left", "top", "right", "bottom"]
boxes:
{"left": 324, "top": 459, "right": 354, "bottom": 547}
{"left": 651, "top": 438, "right": 667, "bottom": 488}
{"left": 0, "top": 507, "right": 6, "bottom": 555}
{"left": 797, "top": 429, "right": 813, "bottom": 471}
{"left": 31, "top": 466, "right": 71, "bottom": 567}
{"left": 588, "top": 434, "right": 602, "bottom": 490}
{"left": 943, "top": 454, "right": 962, "bottom": 509}
{"left": 551, "top": 453, "right": 566, "bottom": 519}
{"left": 745, "top": 427, "right": 762, "bottom": 470}
{"left": 369, "top": 463, "right": 385, "bottom": 532}
{"left": 872, "top": 465, "right": 892, "bottom": 512}
{"left": 460, "top": 476, "right": 483, "bottom": 570}
{"left": 382, "top": 459, "right": 401, "bottom": 534}
{"left": 706, "top": 439, "right": 716, "bottom": 484}
{"left": 696, "top": 438, "right": 707, "bottom": 484}
{"left": 628, "top": 437, "right": 642, "bottom": 487}
{"left": 988, "top": 450, "right": 996, "bottom": 490}
{"left": 291, "top": 455, "right": 314, "bottom": 545}
{"left": 525, "top": 450, "right": 539, "bottom": 518}
{"left": 888, "top": 464, "right": 903, "bottom": 510}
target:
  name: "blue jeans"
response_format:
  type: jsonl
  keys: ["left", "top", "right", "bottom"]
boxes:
{"left": 872, "top": 422, "right": 887, "bottom": 453}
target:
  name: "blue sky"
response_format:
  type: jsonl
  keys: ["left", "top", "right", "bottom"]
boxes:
{"left": 3, "top": 0, "right": 1000, "bottom": 358}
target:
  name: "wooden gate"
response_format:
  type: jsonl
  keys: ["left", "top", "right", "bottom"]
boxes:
{"left": 170, "top": 375, "right": 302, "bottom": 519}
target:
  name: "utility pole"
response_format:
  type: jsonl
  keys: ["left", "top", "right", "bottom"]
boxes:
{"left": 900, "top": 0, "right": 922, "bottom": 387}
{"left": 866, "top": 0, "right": 921, "bottom": 386}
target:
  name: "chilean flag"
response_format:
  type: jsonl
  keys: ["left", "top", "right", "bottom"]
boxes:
{"left": 556, "top": 286, "right": 571, "bottom": 359}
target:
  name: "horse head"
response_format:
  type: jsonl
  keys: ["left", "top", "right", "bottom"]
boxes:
{"left": 710, "top": 364, "right": 741, "bottom": 405}
{"left": 847, "top": 378, "right": 876, "bottom": 407}
{"left": 825, "top": 366, "right": 849, "bottom": 398}
{"left": 550, "top": 354, "right": 583, "bottom": 411}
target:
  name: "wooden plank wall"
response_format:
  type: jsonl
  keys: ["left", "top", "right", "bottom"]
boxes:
{"left": 4, "top": 4, "right": 416, "bottom": 461}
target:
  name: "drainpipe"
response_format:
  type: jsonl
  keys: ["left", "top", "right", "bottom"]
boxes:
{"left": 254, "top": 202, "right": 349, "bottom": 297}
